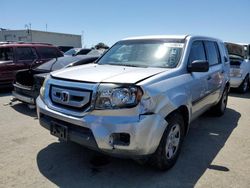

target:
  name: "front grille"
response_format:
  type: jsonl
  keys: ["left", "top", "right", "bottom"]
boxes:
{"left": 49, "top": 85, "right": 92, "bottom": 111}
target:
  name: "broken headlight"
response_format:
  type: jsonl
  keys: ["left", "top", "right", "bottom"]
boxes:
{"left": 95, "top": 84, "right": 143, "bottom": 109}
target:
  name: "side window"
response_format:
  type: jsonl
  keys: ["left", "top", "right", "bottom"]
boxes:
{"left": 0, "top": 47, "right": 14, "bottom": 61}
{"left": 204, "top": 41, "right": 221, "bottom": 66}
{"left": 188, "top": 41, "right": 206, "bottom": 64}
{"left": 36, "top": 47, "right": 61, "bottom": 59}
{"left": 16, "top": 47, "right": 36, "bottom": 60}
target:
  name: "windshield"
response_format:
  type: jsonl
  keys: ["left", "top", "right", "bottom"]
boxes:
{"left": 64, "top": 48, "right": 81, "bottom": 56}
{"left": 97, "top": 40, "right": 184, "bottom": 68}
{"left": 87, "top": 49, "right": 104, "bottom": 56}
{"left": 36, "top": 56, "right": 83, "bottom": 71}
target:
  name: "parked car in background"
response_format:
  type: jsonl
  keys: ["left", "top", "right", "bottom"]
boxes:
{"left": 37, "top": 35, "right": 230, "bottom": 170}
{"left": 225, "top": 42, "right": 250, "bottom": 93}
{"left": 64, "top": 48, "right": 106, "bottom": 56}
{"left": 57, "top": 46, "right": 74, "bottom": 53}
{"left": 12, "top": 55, "right": 100, "bottom": 105}
{"left": 0, "top": 42, "right": 63, "bottom": 88}
{"left": 64, "top": 48, "right": 92, "bottom": 56}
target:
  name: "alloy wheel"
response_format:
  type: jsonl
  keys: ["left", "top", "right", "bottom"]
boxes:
{"left": 165, "top": 124, "right": 181, "bottom": 159}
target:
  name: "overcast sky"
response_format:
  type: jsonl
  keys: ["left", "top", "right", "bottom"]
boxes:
{"left": 2, "top": 0, "right": 250, "bottom": 47}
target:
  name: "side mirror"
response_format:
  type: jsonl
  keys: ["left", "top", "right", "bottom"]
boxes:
{"left": 188, "top": 60, "right": 209, "bottom": 72}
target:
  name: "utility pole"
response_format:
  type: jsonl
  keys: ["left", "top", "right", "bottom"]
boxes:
{"left": 29, "top": 23, "right": 32, "bottom": 42}
{"left": 81, "top": 30, "right": 84, "bottom": 48}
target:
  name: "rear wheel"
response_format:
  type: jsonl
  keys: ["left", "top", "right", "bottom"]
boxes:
{"left": 151, "top": 113, "right": 184, "bottom": 171}
{"left": 211, "top": 86, "right": 228, "bottom": 116}
{"left": 238, "top": 75, "right": 249, "bottom": 93}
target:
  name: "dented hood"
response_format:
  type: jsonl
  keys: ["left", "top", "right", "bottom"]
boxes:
{"left": 51, "top": 64, "right": 167, "bottom": 84}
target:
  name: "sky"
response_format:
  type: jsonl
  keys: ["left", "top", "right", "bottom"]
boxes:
{"left": 1, "top": 0, "right": 250, "bottom": 47}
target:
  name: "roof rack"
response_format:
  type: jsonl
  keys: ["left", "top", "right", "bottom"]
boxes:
{"left": 0, "top": 41, "right": 53, "bottom": 45}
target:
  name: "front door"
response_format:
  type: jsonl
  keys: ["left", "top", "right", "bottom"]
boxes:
{"left": 188, "top": 40, "right": 210, "bottom": 119}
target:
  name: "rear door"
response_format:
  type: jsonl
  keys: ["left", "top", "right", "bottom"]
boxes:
{"left": 0, "top": 47, "right": 15, "bottom": 83}
{"left": 204, "top": 41, "right": 223, "bottom": 104}
{"left": 188, "top": 41, "right": 210, "bottom": 118}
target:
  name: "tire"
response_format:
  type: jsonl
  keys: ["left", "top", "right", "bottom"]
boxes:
{"left": 238, "top": 75, "right": 249, "bottom": 93}
{"left": 151, "top": 113, "right": 185, "bottom": 171}
{"left": 211, "top": 86, "right": 229, "bottom": 116}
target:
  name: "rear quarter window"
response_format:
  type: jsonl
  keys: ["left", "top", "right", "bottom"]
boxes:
{"left": 36, "top": 47, "right": 63, "bottom": 59}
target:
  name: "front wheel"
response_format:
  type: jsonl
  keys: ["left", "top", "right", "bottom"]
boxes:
{"left": 151, "top": 113, "right": 184, "bottom": 171}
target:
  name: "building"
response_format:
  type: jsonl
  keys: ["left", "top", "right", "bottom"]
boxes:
{"left": 0, "top": 29, "right": 82, "bottom": 49}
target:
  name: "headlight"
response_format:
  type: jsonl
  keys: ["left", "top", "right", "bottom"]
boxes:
{"left": 40, "top": 75, "right": 50, "bottom": 99}
{"left": 95, "top": 84, "right": 143, "bottom": 109}
{"left": 230, "top": 68, "right": 242, "bottom": 77}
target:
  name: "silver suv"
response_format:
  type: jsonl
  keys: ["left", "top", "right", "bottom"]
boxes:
{"left": 226, "top": 42, "right": 250, "bottom": 93}
{"left": 37, "top": 35, "right": 230, "bottom": 170}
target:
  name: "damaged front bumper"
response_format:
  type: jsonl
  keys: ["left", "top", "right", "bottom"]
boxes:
{"left": 36, "top": 96, "right": 168, "bottom": 157}
{"left": 12, "top": 83, "right": 37, "bottom": 104}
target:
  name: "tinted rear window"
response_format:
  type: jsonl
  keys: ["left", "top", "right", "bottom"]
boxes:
{"left": 36, "top": 47, "right": 62, "bottom": 59}
{"left": 0, "top": 47, "right": 14, "bottom": 61}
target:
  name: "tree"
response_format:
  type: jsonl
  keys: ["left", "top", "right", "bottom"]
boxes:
{"left": 95, "top": 42, "right": 109, "bottom": 49}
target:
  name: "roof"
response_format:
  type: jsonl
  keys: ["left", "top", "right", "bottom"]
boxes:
{"left": 122, "top": 35, "right": 224, "bottom": 43}
{"left": 0, "top": 42, "right": 54, "bottom": 47}
{"left": 122, "top": 35, "right": 188, "bottom": 41}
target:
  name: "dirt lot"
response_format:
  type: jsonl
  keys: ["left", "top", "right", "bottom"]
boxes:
{"left": 0, "top": 89, "right": 250, "bottom": 188}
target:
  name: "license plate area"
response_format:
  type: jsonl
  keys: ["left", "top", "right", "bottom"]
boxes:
{"left": 50, "top": 122, "right": 68, "bottom": 141}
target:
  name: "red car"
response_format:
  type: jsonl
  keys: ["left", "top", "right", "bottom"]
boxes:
{"left": 0, "top": 42, "right": 63, "bottom": 87}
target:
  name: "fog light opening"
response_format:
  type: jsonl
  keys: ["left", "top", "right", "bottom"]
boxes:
{"left": 109, "top": 133, "right": 130, "bottom": 146}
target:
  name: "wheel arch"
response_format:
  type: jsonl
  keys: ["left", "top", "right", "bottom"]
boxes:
{"left": 165, "top": 105, "right": 190, "bottom": 136}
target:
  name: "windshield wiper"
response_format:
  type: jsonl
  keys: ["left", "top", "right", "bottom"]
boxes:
{"left": 102, "top": 63, "right": 147, "bottom": 68}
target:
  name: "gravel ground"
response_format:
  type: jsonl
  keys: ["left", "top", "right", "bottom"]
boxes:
{"left": 0, "top": 89, "right": 249, "bottom": 188}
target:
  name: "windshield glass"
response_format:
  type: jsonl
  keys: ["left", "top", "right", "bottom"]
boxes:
{"left": 64, "top": 48, "right": 81, "bottom": 56}
{"left": 36, "top": 56, "right": 83, "bottom": 71}
{"left": 87, "top": 49, "right": 104, "bottom": 56}
{"left": 97, "top": 40, "right": 184, "bottom": 68}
